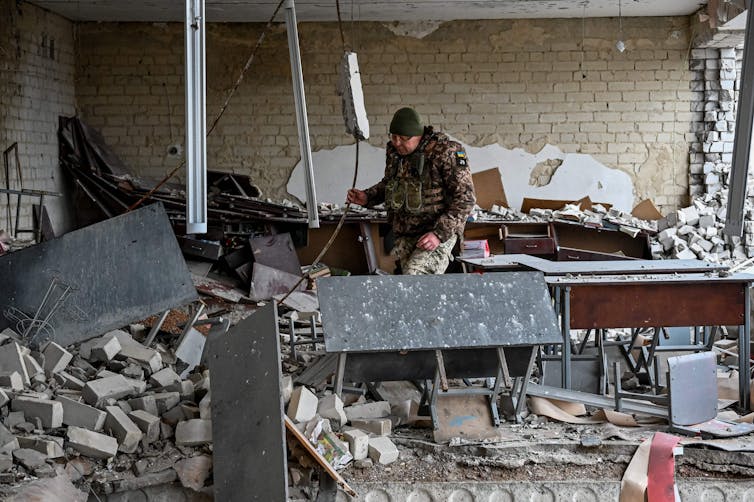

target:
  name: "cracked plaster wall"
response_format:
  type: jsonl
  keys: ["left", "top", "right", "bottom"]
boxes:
{"left": 74, "top": 16, "right": 694, "bottom": 212}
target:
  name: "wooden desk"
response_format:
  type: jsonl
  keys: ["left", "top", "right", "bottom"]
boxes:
{"left": 546, "top": 272, "right": 754, "bottom": 408}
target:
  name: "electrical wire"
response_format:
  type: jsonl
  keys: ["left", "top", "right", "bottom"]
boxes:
{"left": 127, "top": 0, "right": 286, "bottom": 212}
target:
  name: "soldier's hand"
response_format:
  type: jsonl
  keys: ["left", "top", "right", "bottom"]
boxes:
{"left": 346, "top": 189, "right": 367, "bottom": 206}
{"left": 417, "top": 232, "right": 440, "bottom": 252}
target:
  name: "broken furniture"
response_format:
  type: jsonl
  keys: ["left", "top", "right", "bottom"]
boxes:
{"left": 0, "top": 203, "right": 198, "bottom": 347}
{"left": 501, "top": 222, "right": 556, "bottom": 257}
{"left": 547, "top": 271, "right": 754, "bottom": 409}
{"left": 528, "top": 351, "right": 719, "bottom": 433}
{"left": 283, "top": 310, "right": 324, "bottom": 361}
{"left": 316, "top": 272, "right": 562, "bottom": 426}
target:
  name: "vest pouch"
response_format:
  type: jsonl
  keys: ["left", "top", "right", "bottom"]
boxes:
{"left": 385, "top": 179, "right": 405, "bottom": 211}
{"left": 405, "top": 179, "right": 423, "bottom": 213}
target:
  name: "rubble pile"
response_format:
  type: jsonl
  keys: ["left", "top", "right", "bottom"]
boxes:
{"left": 653, "top": 193, "right": 754, "bottom": 263}
{"left": 0, "top": 325, "right": 213, "bottom": 498}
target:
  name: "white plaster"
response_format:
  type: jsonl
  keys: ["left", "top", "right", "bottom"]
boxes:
{"left": 288, "top": 141, "right": 635, "bottom": 211}
{"left": 382, "top": 21, "right": 443, "bottom": 39}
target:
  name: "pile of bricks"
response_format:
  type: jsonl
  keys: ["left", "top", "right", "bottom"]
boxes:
{"left": 285, "top": 383, "right": 401, "bottom": 472}
{"left": 0, "top": 326, "right": 212, "bottom": 496}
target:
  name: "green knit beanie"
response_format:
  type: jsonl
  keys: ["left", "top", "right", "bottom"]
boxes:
{"left": 389, "top": 107, "right": 424, "bottom": 137}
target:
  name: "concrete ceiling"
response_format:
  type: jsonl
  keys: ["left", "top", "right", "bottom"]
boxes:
{"left": 31, "top": 0, "right": 707, "bottom": 23}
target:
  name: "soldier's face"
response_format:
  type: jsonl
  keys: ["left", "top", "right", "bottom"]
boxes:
{"left": 390, "top": 134, "right": 422, "bottom": 156}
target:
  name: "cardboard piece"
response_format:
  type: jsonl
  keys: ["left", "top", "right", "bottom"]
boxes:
{"left": 471, "top": 168, "right": 508, "bottom": 209}
{"left": 620, "top": 438, "right": 651, "bottom": 502}
{"left": 631, "top": 199, "right": 664, "bottom": 220}
{"left": 432, "top": 394, "right": 516, "bottom": 443}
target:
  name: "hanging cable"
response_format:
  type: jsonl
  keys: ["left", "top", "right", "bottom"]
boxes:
{"left": 127, "top": 0, "right": 286, "bottom": 212}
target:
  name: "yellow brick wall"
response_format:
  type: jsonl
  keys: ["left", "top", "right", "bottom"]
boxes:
{"left": 75, "top": 16, "right": 694, "bottom": 212}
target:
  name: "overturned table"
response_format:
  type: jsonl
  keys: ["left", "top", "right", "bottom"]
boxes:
{"left": 317, "top": 272, "right": 562, "bottom": 426}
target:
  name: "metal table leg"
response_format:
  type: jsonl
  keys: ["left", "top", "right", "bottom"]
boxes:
{"left": 334, "top": 353, "right": 347, "bottom": 398}
{"left": 740, "top": 286, "right": 751, "bottom": 409}
{"left": 562, "top": 286, "right": 571, "bottom": 389}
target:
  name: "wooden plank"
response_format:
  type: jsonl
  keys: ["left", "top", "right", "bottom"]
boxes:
{"left": 284, "top": 416, "right": 357, "bottom": 497}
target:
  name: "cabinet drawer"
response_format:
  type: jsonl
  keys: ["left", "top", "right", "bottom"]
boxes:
{"left": 504, "top": 237, "right": 556, "bottom": 255}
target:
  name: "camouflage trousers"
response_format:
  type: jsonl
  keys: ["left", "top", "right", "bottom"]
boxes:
{"left": 393, "top": 234, "right": 457, "bottom": 275}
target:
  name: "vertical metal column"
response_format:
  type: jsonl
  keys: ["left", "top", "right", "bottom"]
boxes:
{"left": 724, "top": 10, "right": 754, "bottom": 237}
{"left": 285, "top": 0, "right": 319, "bottom": 229}
{"left": 185, "top": 0, "right": 207, "bottom": 234}
{"left": 740, "top": 285, "right": 751, "bottom": 410}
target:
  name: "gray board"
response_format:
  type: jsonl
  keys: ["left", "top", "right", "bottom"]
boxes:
{"left": 208, "top": 302, "right": 288, "bottom": 501}
{"left": 0, "top": 203, "right": 198, "bottom": 346}
{"left": 318, "top": 271, "right": 561, "bottom": 353}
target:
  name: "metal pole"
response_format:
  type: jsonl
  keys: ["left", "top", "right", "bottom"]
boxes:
{"left": 724, "top": 10, "right": 754, "bottom": 237}
{"left": 285, "top": 0, "right": 319, "bottom": 229}
{"left": 185, "top": 0, "right": 208, "bottom": 234}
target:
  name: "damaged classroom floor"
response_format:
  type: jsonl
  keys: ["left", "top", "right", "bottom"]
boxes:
{"left": 3, "top": 177, "right": 754, "bottom": 501}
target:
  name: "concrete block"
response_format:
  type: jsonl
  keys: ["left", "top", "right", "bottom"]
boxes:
{"left": 175, "top": 419, "right": 212, "bottom": 446}
{"left": 90, "top": 336, "right": 121, "bottom": 362}
{"left": 149, "top": 367, "right": 181, "bottom": 389}
{"left": 54, "top": 371, "right": 86, "bottom": 391}
{"left": 82, "top": 375, "right": 133, "bottom": 406}
{"left": 66, "top": 426, "right": 118, "bottom": 459}
{"left": 5, "top": 411, "right": 24, "bottom": 429}
{"left": 0, "top": 423, "right": 19, "bottom": 454}
{"left": 345, "top": 401, "right": 391, "bottom": 421}
{"left": 11, "top": 397, "right": 63, "bottom": 428}
{"left": 105, "top": 405, "right": 143, "bottom": 453}
{"left": 123, "top": 376, "right": 148, "bottom": 395}
{"left": 24, "top": 353, "right": 45, "bottom": 383}
{"left": 117, "top": 343, "right": 162, "bottom": 374}
{"left": 128, "top": 395, "right": 159, "bottom": 416}
{"left": 317, "top": 394, "right": 347, "bottom": 427}
{"left": 17, "top": 436, "right": 64, "bottom": 458}
{"left": 368, "top": 436, "right": 399, "bottom": 465}
{"left": 0, "top": 343, "right": 30, "bottom": 386}
{"left": 152, "top": 392, "right": 181, "bottom": 415}
{"left": 350, "top": 418, "right": 392, "bottom": 436}
{"left": 198, "top": 393, "right": 211, "bottom": 420}
{"left": 162, "top": 404, "right": 188, "bottom": 426}
{"left": 42, "top": 342, "right": 73, "bottom": 377}
{"left": 677, "top": 225, "right": 695, "bottom": 236}
{"left": 0, "top": 389, "right": 8, "bottom": 408}
{"left": 128, "top": 410, "right": 160, "bottom": 443}
{"left": 12, "top": 448, "right": 47, "bottom": 469}
{"left": 165, "top": 380, "right": 194, "bottom": 401}
{"left": 58, "top": 395, "right": 107, "bottom": 431}
{"left": 282, "top": 375, "right": 293, "bottom": 404}
{"left": 121, "top": 364, "right": 144, "bottom": 380}
{"left": 287, "top": 386, "right": 318, "bottom": 423}
{"left": 0, "top": 371, "right": 23, "bottom": 391}
{"left": 343, "top": 428, "right": 369, "bottom": 460}
{"left": 680, "top": 206, "right": 700, "bottom": 226}
{"left": 0, "top": 454, "right": 11, "bottom": 472}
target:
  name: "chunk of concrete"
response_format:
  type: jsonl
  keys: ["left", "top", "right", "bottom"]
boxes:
{"left": 368, "top": 436, "right": 399, "bottom": 465}
{"left": 152, "top": 392, "right": 181, "bottom": 415}
{"left": 17, "top": 436, "right": 64, "bottom": 458}
{"left": 105, "top": 406, "right": 143, "bottom": 453}
{"left": 24, "top": 353, "right": 45, "bottom": 382}
{"left": 89, "top": 336, "right": 121, "bottom": 363}
{"left": 0, "top": 343, "right": 30, "bottom": 386}
{"left": 54, "top": 371, "right": 86, "bottom": 391}
{"left": 0, "top": 389, "right": 8, "bottom": 408}
{"left": 175, "top": 419, "right": 212, "bottom": 446}
{"left": 11, "top": 397, "right": 63, "bottom": 428}
{"left": 128, "top": 410, "right": 160, "bottom": 444}
{"left": 198, "top": 393, "right": 211, "bottom": 420}
{"left": 66, "top": 426, "right": 118, "bottom": 459}
{"left": 282, "top": 375, "right": 293, "bottom": 404}
{"left": 343, "top": 428, "right": 369, "bottom": 460}
{"left": 13, "top": 448, "right": 48, "bottom": 469}
{"left": 0, "top": 454, "right": 11, "bottom": 472}
{"left": 0, "top": 423, "right": 19, "bottom": 454}
{"left": 149, "top": 367, "right": 181, "bottom": 389}
{"left": 165, "top": 380, "right": 194, "bottom": 401}
{"left": 117, "top": 343, "right": 162, "bottom": 374}
{"left": 286, "top": 386, "right": 318, "bottom": 423}
{"left": 58, "top": 396, "right": 107, "bottom": 431}
{"left": 42, "top": 342, "right": 73, "bottom": 377}
{"left": 128, "top": 395, "right": 159, "bottom": 416}
{"left": 0, "top": 371, "right": 23, "bottom": 391}
{"left": 344, "top": 401, "right": 391, "bottom": 421}
{"left": 174, "top": 454, "right": 212, "bottom": 492}
{"left": 4, "top": 411, "right": 24, "bottom": 430}
{"left": 82, "top": 375, "right": 133, "bottom": 406}
{"left": 317, "top": 394, "right": 347, "bottom": 427}
{"left": 350, "top": 418, "right": 391, "bottom": 436}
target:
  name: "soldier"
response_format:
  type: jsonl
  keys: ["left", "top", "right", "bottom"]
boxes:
{"left": 347, "top": 107, "right": 476, "bottom": 274}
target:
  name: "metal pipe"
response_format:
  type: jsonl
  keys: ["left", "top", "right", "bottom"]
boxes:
{"left": 185, "top": 0, "right": 207, "bottom": 234}
{"left": 285, "top": 0, "right": 319, "bottom": 229}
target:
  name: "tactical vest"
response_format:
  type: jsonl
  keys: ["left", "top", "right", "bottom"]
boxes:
{"left": 384, "top": 136, "right": 445, "bottom": 216}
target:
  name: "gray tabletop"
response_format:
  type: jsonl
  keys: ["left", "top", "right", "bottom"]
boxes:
{"left": 460, "top": 255, "right": 727, "bottom": 276}
{"left": 544, "top": 271, "right": 754, "bottom": 286}
{"left": 318, "top": 271, "right": 562, "bottom": 353}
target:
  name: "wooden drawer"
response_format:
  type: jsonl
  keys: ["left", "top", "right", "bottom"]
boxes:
{"left": 502, "top": 222, "right": 556, "bottom": 256}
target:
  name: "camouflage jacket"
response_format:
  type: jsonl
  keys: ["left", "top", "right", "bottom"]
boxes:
{"left": 364, "top": 126, "right": 476, "bottom": 242}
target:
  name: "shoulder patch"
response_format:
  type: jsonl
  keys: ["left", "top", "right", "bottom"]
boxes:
{"left": 455, "top": 151, "right": 468, "bottom": 167}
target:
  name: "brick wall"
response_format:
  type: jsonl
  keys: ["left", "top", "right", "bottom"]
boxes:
{"left": 0, "top": 0, "right": 76, "bottom": 236}
{"left": 75, "top": 16, "right": 693, "bottom": 212}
